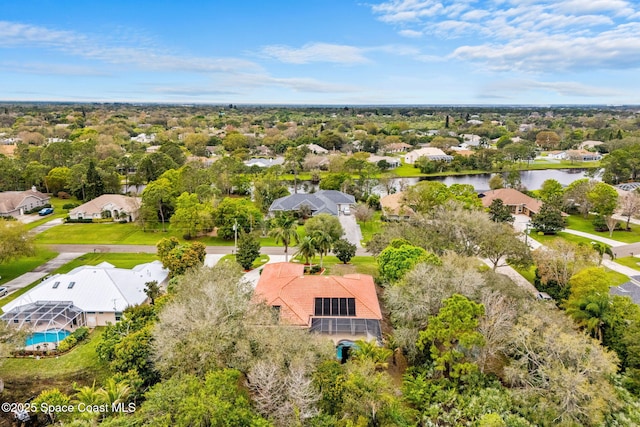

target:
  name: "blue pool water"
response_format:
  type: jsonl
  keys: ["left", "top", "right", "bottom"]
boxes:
{"left": 25, "top": 329, "right": 70, "bottom": 346}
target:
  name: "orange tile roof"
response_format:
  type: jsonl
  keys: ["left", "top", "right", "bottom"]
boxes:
{"left": 254, "top": 263, "right": 382, "bottom": 326}
{"left": 480, "top": 188, "right": 543, "bottom": 214}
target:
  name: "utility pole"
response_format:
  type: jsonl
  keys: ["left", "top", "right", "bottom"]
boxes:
{"left": 233, "top": 219, "right": 238, "bottom": 255}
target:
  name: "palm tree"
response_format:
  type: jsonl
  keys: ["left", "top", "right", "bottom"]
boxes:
{"left": 295, "top": 236, "right": 317, "bottom": 265}
{"left": 98, "top": 378, "right": 131, "bottom": 407}
{"left": 591, "top": 242, "right": 615, "bottom": 265}
{"left": 351, "top": 339, "right": 393, "bottom": 370}
{"left": 311, "top": 230, "right": 333, "bottom": 268}
{"left": 268, "top": 213, "right": 299, "bottom": 262}
{"left": 566, "top": 293, "right": 609, "bottom": 342}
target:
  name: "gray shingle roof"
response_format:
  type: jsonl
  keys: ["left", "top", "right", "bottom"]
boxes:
{"left": 610, "top": 281, "right": 640, "bottom": 305}
{"left": 269, "top": 190, "right": 354, "bottom": 216}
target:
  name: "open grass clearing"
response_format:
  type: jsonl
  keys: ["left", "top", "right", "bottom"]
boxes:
{"left": 613, "top": 256, "right": 640, "bottom": 272}
{"left": 219, "top": 254, "right": 270, "bottom": 270}
{"left": 0, "top": 247, "right": 58, "bottom": 285}
{"left": 564, "top": 214, "right": 640, "bottom": 244}
{"left": 358, "top": 211, "right": 383, "bottom": 244}
{"left": 0, "top": 327, "right": 110, "bottom": 402}
{"left": 528, "top": 230, "right": 595, "bottom": 247}
{"left": 321, "top": 256, "right": 378, "bottom": 277}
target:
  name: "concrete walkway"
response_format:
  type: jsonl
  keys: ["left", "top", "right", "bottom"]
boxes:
{"left": 561, "top": 228, "right": 626, "bottom": 247}
{"left": 2, "top": 252, "right": 85, "bottom": 295}
{"left": 30, "top": 217, "right": 64, "bottom": 234}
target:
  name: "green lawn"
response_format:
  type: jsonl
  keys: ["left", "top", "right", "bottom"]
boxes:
{"left": 528, "top": 230, "right": 595, "bottom": 247}
{"left": 564, "top": 214, "right": 640, "bottom": 244}
{"left": 219, "top": 254, "right": 270, "bottom": 270}
{"left": 0, "top": 247, "right": 58, "bottom": 285}
{"left": 321, "top": 256, "right": 378, "bottom": 277}
{"left": 606, "top": 270, "right": 631, "bottom": 286}
{"left": 35, "top": 221, "right": 305, "bottom": 247}
{"left": 358, "top": 211, "right": 383, "bottom": 244}
{"left": 614, "top": 256, "right": 640, "bottom": 272}
{"left": 0, "top": 327, "right": 110, "bottom": 401}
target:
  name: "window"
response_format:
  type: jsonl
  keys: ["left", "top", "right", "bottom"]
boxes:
{"left": 115, "top": 312, "right": 123, "bottom": 321}
{"left": 314, "top": 297, "right": 356, "bottom": 316}
{"left": 68, "top": 281, "right": 76, "bottom": 289}
{"left": 52, "top": 281, "right": 60, "bottom": 289}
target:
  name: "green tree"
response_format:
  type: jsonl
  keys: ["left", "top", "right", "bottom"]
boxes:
{"left": 378, "top": 241, "right": 441, "bottom": 283}
{"left": 141, "top": 177, "right": 177, "bottom": 231}
{"left": 304, "top": 213, "right": 344, "bottom": 242}
{"left": 530, "top": 202, "right": 565, "bottom": 234}
{"left": 169, "top": 192, "right": 214, "bottom": 239}
{"left": 0, "top": 221, "right": 34, "bottom": 264}
{"left": 138, "top": 370, "right": 268, "bottom": 426}
{"left": 478, "top": 222, "right": 531, "bottom": 270}
{"left": 488, "top": 198, "right": 514, "bottom": 223}
{"left": 136, "top": 152, "right": 178, "bottom": 183}
{"left": 311, "top": 229, "right": 333, "bottom": 268}
{"left": 418, "top": 294, "right": 485, "bottom": 379}
{"left": 144, "top": 280, "right": 161, "bottom": 305}
{"left": 587, "top": 182, "right": 619, "bottom": 218}
{"left": 156, "top": 238, "right": 206, "bottom": 277}
{"left": 319, "top": 172, "right": 350, "bottom": 191}
{"left": 295, "top": 235, "right": 317, "bottom": 265}
{"left": 212, "top": 197, "right": 263, "bottom": 240}
{"left": 538, "top": 178, "right": 564, "bottom": 207}
{"left": 32, "top": 388, "right": 72, "bottom": 424}
{"left": 84, "top": 159, "right": 104, "bottom": 201}
{"left": 268, "top": 213, "right": 299, "bottom": 262}
{"left": 236, "top": 231, "right": 261, "bottom": 270}
{"left": 564, "top": 178, "right": 595, "bottom": 218}
{"left": 332, "top": 238, "right": 356, "bottom": 264}
{"left": 488, "top": 174, "right": 504, "bottom": 190}
{"left": 45, "top": 166, "right": 71, "bottom": 194}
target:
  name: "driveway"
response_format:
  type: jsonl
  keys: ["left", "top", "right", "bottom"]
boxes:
{"left": 31, "top": 217, "right": 64, "bottom": 234}
{"left": 1, "top": 252, "right": 85, "bottom": 295}
{"left": 338, "top": 214, "right": 363, "bottom": 248}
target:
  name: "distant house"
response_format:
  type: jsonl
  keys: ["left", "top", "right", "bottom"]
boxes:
{"left": 130, "top": 133, "right": 156, "bottom": 143}
{"left": 479, "top": 188, "right": 543, "bottom": 217}
{"left": 244, "top": 157, "right": 285, "bottom": 168}
{"left": 69, "top": 194, "right": 141, "bottom": 222}
{"left": 461, "top": 134, "right": 482, "bottom": 147}
{"left": 403, "top": 147, "right": 453, "bottom": 164}
{"left": 384, "top": 142, "right": 412, "bottom": 153}
{"left": 380, "top": 192, "right": 415, "bottom": 220}
{"left": 367, "top": 155, "right": 400, "bottom": 169}
{"left": 547, "top": 151, "right": 566, "bottom": 160}
{"left": 1, "top": 261, "right": 169, "bottom": 329}
{"left": 300, "top": 143, "right": 329, "bottom": 155}
{"left": 254, "top": 263, "right": 383, "bottom": 343}
{"left": 0, "top": 187, "right": 50, "bottom": 217}
{"left": 269, "top": 190, "right": 355, "bottom": 217}
{"left": 565, "top": 150, "right": 602, "bottom": 162}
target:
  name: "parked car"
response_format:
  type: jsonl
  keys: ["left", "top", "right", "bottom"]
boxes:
{"left": 342, "top": 207, "right": 351, "bottom": 215}
{"left": 38, "top": 207, "right": 54, "bottom": 216}
{"left": 0, "top": 286, "right": 8, "bottom": 297}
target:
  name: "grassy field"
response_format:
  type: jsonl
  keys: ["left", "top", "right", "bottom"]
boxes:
{"left": 0, "top": 247, "right": 58, "bottom": 285}
{"left": 358, "top": 211, "right": 383, "bottom": 244}
{"left": 321, "top": 256, "right": 378, "bottom": 277}
{"left": 35, "top": 221, "right": 306, "bottom": 247}
{"left": 528, "top": 230, "right": 596, "bottom": 247}
{"left": 219, "top": 254, "right": 270, "bottom": 270}
{"left": 564, "top": 214, "right": 640, "bottom": 244}
{"left": 0, "top": 327, "right": 110, "bottom": 402}
{"left": 513, "top": 263, "right": 629, "bottom": 287}
{"left": 614, "top": 256, "right": 640, "bottom": 272}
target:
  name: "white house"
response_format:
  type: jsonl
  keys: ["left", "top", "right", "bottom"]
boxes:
{"left": 69, "top": 194, "right": 141, "bottom": 222}
{"left": 403, "top": 147, "right": 453, "bottom": 164}
{"left": 1, "top": 261, "right": 169, "bottom": 329}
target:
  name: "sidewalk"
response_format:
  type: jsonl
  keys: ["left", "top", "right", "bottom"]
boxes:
{"left": 561, "top": 228, "right": 626, "bottom": 247}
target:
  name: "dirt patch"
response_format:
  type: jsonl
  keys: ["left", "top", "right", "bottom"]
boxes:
{"left": 328, "top": 263, "right": 358, "bottom": 275}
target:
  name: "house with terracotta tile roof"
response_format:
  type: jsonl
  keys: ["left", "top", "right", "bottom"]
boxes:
{"left": 380, "top": 192, "right": 415, "bottom": 220}
{"left": 479, "top": 188, "right": 543, "bottom": 217}
{"left": 0, "top": 187, "right": 50, "bottom": 217}
{"left": 254, "top": 262, "right": 382, "bottom": 343}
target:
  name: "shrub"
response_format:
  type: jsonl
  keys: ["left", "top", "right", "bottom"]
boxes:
{"left": 57, "top": 191, "right": 71, "bottom": 199}
{"left": 65, "top": 217, "right": 93, "bottom": 223}
{"left": 71, "top": 326, "right": 89, "bottom": 342}
{"left": 310, "top": 265, "right": 322, "bottom": 274}
{"left": 56, "top": 335, "right": 78, "bottom": 353}
{"left": 62, "top": 203, "right": 79, "bottom": 210}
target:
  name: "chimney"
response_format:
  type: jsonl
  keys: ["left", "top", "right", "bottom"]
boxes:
{"left": 31, "top": 185, "right": 37, "bottom": 192}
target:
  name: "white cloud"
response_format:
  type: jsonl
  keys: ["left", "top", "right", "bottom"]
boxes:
{"left": 0, "top": 61, "right": 108, "bottom": 76}
{"left": 261, "top": 42, "right": 370, "bottom": 64}
{"left": 480, "top": 78, "right": 623, "bottom": 98}
{"left": 399, "top": 29, "right": 424, "bottom": 37}
{"left": 0, "top": 20, "right": 261, "bottom": 74}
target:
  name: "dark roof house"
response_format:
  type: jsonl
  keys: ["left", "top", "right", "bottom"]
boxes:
{"left": 269, "top": 190, "right": 355, "bottom": 216}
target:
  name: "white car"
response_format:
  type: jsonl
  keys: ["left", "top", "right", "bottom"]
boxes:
{"left": 342, "top": 207, "right": 351, "bottom": 215}
{"left": 0, "top": 286, "right": 7, "bottom": 297}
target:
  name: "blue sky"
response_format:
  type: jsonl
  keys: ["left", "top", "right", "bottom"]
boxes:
{"left": 1, "top": 0, "right": 639, "bottom": 105}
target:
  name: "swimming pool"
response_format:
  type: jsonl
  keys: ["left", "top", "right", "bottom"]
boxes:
{"left": 25, "top": 329, "right": 70, "bottom": 346}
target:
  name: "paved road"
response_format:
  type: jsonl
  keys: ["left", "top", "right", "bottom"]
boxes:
{"left": 338, "top": 214, "right": 363, "bottom": 248}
